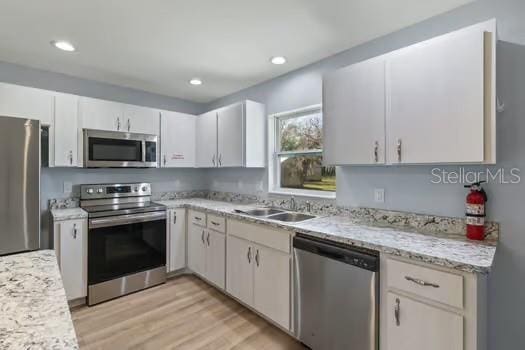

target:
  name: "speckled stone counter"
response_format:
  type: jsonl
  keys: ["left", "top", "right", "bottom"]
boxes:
{"left": 157, "top": 199, "right": 497, "bottom": 274}
{"left": 0, "top": 250, "right": 79, "bottom": 349}
{"left": 51, "top": 208, "right": 88, "bottom": 222}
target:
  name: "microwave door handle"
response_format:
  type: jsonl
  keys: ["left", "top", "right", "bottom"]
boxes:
{"left": 142, "top": 140, "right": 147, "bottom": 163}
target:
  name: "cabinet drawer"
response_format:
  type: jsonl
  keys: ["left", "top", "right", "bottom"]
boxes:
{"left": 227, "top": 219, "right": 290, "bottom": 254}
{"left": 207, "top": 214, "right": 226, "bottom": 233}
{"left": 386, "top": 259, "right": 463, "bottom": 309}
{"left": 189, "top": 210, "right": 206, "bottom": 227}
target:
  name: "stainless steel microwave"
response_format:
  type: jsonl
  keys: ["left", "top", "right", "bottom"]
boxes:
{"left": 83, "top": 129, "right": 158, "bottom": 168}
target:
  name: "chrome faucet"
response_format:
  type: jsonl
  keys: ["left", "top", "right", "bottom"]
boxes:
{"left": 289, "top": 196, "right": 296, "bottom": 211}
{"left": 306, "top": 200, "right": 312, "bottom": 213}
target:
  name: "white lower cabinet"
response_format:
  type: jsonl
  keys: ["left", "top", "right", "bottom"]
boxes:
{"left": 386, "top": 292, "right": 463, "bottom": 350}
{"left": 187, "top": 210, "right": 226, "bottom": 289}
{"left": 53, "top": 219, "right": 87, "bottom": 301}
{"left": 226, "top": 220, "right": 291, "bottom": 330}
{"left": 167, "top": 209, "right": 186, "bottom": 273}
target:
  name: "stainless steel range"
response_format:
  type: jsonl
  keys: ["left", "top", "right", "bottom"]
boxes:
{"left": 81, "top": 183, "right": 166, "bottom": 305}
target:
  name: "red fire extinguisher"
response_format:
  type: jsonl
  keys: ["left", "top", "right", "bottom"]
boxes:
{"left": 464, "top": 181, "right": 488, "bottom": 241}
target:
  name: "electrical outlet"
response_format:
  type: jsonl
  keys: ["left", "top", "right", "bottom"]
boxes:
{"left": 374, "top": 188, "right": 385, "bottom": 203}
{"left": 63, "top": 181, "right": 73, "bottom": 194}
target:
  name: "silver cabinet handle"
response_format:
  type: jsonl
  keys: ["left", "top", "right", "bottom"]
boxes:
{"left": 218, "top": 153, "right": 222, "bottom": 167}
{"left": 395, "top": 298, "right": 400, "bottom": 326}
{"left": 206, "top": 232, "right": 210, "bottom": 246}
{"left": 163, "top": 155, "right": 167, "bottom": 166}
{"left": 194, "top": 216, "right": 202, "bottom": 221}
{"left": 211, "top": 221, "right": 220, "bottom": 226}
{"left": 173, "top": 213, "right": 177, "bottom": 224}
{"left": 201, "top": 230, "right": 205, "bottom": 244}
{"left": 212, "top": 154, "right": 216, "bottom": 166}
{"left": 117, "top": 117, "right": 121, "bottom": 130}
{"left": 69, "top": 150, "right": 73, "bottom": 165}
{"left": 396, "top": 139, "right": 402, "bottom": 162}
{"left": 247, "top": 247, "right": 252, "bottom": 263}
{"left": 72, "top": 223, "right": 78, "bottom": 239}
{"left": 373, "top": 141, "right": 379, "bottom": 163}
{"left": 405, "top": 276, "right": 440, "bottom": 288}
{"left": 255, "top": 249, "right": 260, "bottom": 267}
{"left": 127, "top": 118, "right": 131, "bottom": 132}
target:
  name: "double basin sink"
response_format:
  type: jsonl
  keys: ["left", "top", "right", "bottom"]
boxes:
{"left": 234, "top": 208, "right": 316, "bottom": 222}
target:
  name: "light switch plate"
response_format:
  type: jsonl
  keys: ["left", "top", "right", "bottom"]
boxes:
{"left": 374, "top": 188, "right": 385, "bottom": 203}
{"left": 63, "top": 181, "right": 73, "bottom": 194}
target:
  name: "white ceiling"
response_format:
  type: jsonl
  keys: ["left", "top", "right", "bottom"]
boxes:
{"left": 0, "top": 0, "right": 473, "bottom": 103}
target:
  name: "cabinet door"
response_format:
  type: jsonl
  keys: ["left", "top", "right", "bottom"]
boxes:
{"left": 54, "top": 93, "right": 79, "bottom": 167}
{"left": 386, "top": 293, "right": 463, "bottom": 350}
{"left": 58, "top": 220, "right": 87, "bottom": 300}
{"left": 167, "top": 209, "right": 186, "bottom": 272}
{"left": 387, "top": 28, "right": 485, "bottom": 164}
{"left": 187, "top": 223, "right": 206, "bottom": 276}
{"left": 0, "top": 82, "right": 54, "bottom": 125}
{"left": 123, "top": 104, "right": 159, "bottom": 135}
{"left": 253, "top": 245, "right": 291, "bottom": 329}
{"left": 196, "top": 111, "right": 217, "bottom": 167}
{"left": 160, "top": 111, "right": 196, "bottom": 167}
{"left": 217, "top": 103, "right": 243, "bottom": 167}
{"left": 226, "top": 235, "right": 253, "bottom": 305}
{"left": 79, "top": 97, "right": 122, "bottom": 131}
{"left": 323, "top": 58, "right": 386, "bottom": 165}
{"left": 205, "top": 230, "right": 225, "bottom": 289}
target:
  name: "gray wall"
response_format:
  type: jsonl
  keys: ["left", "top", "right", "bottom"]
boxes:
{"left": 206, "top": 0, "right": 525, "bottom": 348}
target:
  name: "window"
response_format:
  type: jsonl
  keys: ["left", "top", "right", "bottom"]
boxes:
{"left": 269, "top": 105, "right": 336, "bottom": 197}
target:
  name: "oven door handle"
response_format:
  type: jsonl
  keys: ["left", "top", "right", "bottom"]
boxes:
{"left": 89, "top": 211, "right": 166, "bottom": 229}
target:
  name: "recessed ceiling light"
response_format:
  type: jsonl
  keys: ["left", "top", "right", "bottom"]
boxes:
{"left": 51, "top": 40, "right": 76, "bottom": 52}
{"left": 270, "top": 56, "right": 287, "bottom": 65}
{"left": 189, "top": 78, "right": 203, "bottom": 86}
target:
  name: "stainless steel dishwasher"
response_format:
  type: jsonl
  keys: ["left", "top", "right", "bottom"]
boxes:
{"left": 293, "top": 234, "right": 379, "bottom": 350}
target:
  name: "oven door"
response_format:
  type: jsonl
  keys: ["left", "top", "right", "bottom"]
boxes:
{"left": 88, "top": 211, "right": 166, "bottom": 286}
{"left": 84, "top": 129, "right": 157, "bottom": 168}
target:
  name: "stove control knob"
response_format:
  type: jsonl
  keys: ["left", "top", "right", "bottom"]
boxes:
{"left": 134, "top": 186, "right": 139, "bottom": 192}
{"left": 141, "top": 186, "right": 148, "bottom": 192}
{"left": 86, "top": 188, "right": 94, "bottom": 194}
{"left": 97, "top": 188, "right": 104, "bottom": 194}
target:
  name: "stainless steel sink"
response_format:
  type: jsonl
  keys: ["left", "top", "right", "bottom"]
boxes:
{"left": 267, "top": 212, "right": 316, "bottom": 222}
{"left": 238, "top": 208, "right": 285, "bottom": 217}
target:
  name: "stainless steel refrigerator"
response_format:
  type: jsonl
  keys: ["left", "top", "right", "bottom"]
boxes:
{"left": 0, "top": 116, "right": 40, "bottom": 255}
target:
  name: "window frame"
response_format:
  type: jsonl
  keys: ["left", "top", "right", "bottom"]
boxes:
{"left": 268, "top": 104, "right": 336, "bottom": 199}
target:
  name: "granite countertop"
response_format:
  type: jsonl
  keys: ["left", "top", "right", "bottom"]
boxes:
{"left": 157, "top": 199, "right": 497, "bottom": 274}
{"left": 0, "top": 250, "right": 78, "bottom": 349}
{"left": 51, "top": 208, "right": 88, "bottom": 222}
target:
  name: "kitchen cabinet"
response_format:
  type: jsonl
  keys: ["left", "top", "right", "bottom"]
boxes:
{"left": 196, "top": 100, "right": 265, "bottom": 168}
{"left": 226, "top": 235, "right": 254, "bottom": 306}
{"left": 122, "top": 104, "right": 159, "bottom": 135}
{"left": 196, "top": 111, "right": 218, "bottom": 167}
{"left": 323, "top": 19, "right": 496, "bottom": 166}
{"left": 381, "top": 255, "right": 487, "bottom": 350}
{"left": 226, "top": 219, "right": 291, "bottom": 330}
{"left": 386, "top": 293, "right": 463, "bottom": 350}
{"left": 167, "top": 209, "right": 186, "bottom": 273}
{"left": 53, "top": 219, "right": 87, "bottom": 301}
{"left": 323, "top": 57, "right": 386, "bottom": 165}
{"left": 79, "top": 97, "right": 122, "bottom": 131}
{"left": 0, "top": 82, "right": 54, "bottom": 125}
{"left": 160, "top": 110, "right": 196, "bottom": 167}
{"left": 187, "top": 210, "right": 226, "bottom": 289}
{"left": 54, "top": 93, "right": 79, "bottom": 167}
{"left": 387, "top": 21, "right": 495, "bottom": 164}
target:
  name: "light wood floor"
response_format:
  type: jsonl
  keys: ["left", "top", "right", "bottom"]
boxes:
{"left": 71, "top": 275, "right": 306, "bottom": 350}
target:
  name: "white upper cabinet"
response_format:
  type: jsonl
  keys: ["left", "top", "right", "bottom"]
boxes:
{"left": 122, "top": 104, "right": 159, "bottom": 135}
{"left": 387, "top": 20, "right": 495, "bottom": 164}
{"left": 160, "top": 110, "right": 196, "bottom": 167}
{"left": 323, "top": 19, "right": 496, "bottom": 166}
{"left": 217, "top": 103, "right": 244, "bottom": 167}
{"left": 197, "top": 100, "right": 266, "bottom": 168}
{"left": 323, "top": 58, "right": 386, "bottom": 165}
{"left": 196, "top": 110, "right": 218, "bottom": 167}
{"left": 0, "top": 82, "right": 54, "bottom": 125}
{"left": 79, "top": 97, "right": 122, "bottom": 131}
{"left": 54, "top": 93, "right": 79, "bottom": 167}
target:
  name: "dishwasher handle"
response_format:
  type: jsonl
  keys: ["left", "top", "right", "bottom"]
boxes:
{"left": 293, "top": 235, "right": 379, "bottom": 272}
